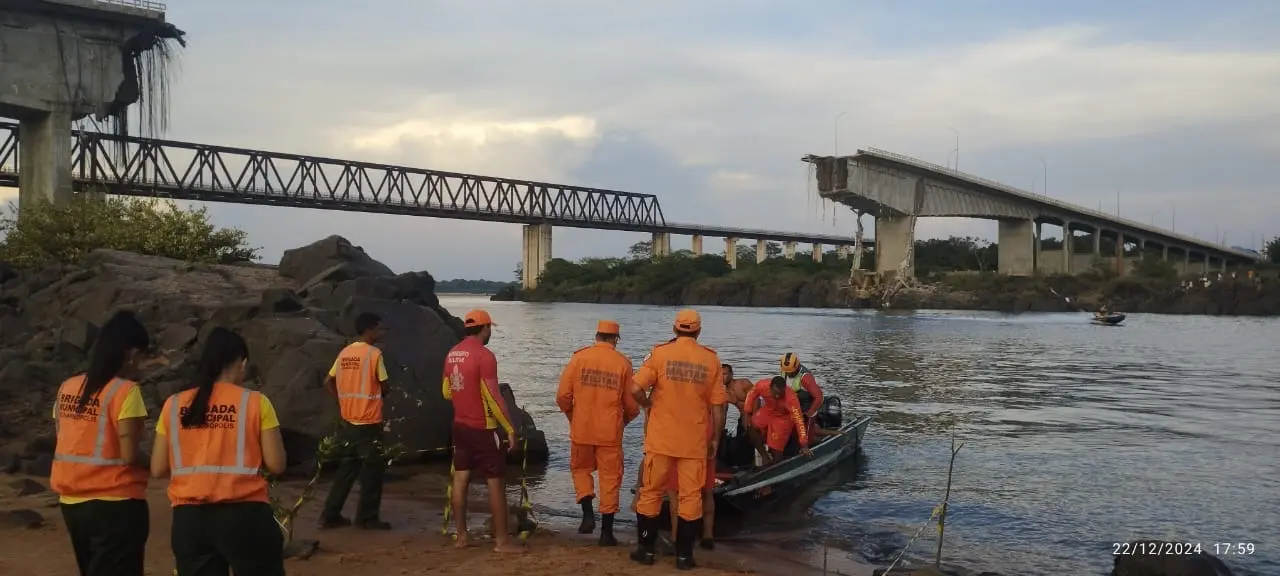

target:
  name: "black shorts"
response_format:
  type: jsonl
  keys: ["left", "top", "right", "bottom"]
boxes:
{"left": 452, "top": 423, "right": 504, "bottom": 479}
{"left": 171, "top": 502, "right": 284, "bottom": 576}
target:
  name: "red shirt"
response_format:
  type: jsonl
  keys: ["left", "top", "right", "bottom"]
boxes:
{"left": 441, "top": 336, "right": 514, "bottom": 433}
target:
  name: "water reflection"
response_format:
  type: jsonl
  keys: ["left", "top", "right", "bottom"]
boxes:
{"left": 438, "top": 297, "right": 1279, "bottom": 575}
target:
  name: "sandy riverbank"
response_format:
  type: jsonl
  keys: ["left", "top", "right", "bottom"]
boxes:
{"left": 1, "top": 472, "right": 871, "bottom": 576}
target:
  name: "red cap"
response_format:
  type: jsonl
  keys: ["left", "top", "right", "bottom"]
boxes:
{"left": 673, "top": 309, "right": 701, "bottom": 332}
{"left": 596, "top": 320, "right": 620, "bottom": 335}
{"left": 463, "top": 309, "right": 495, "bottom": 328}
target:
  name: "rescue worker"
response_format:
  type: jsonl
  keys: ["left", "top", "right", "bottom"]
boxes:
{"left": 744, "top": 376, "right": 811, "bottom": 465}
{"left": 320, "top": 312, "right": 392, "bottom": 530}
{"left": 442, "top": 309, "right": 525, "bottom": 554}
{"left": 51, "top": 310, "right": 152, "bottom": 576}
{"left": 780, "top": 353, "right": 824, "bottom": 422}
{"left": 555, "top": 320, "right": 639, "bottom": 546}
{"left": 698, "top": 363, "right": 754, "bottom": 550}
{"left": 629, "top": 309, "right": 727, "bottom": 570}
{"left": 151, "top": 327, "right": 288, "bottom": 576}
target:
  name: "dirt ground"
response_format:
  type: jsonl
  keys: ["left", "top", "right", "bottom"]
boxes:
{"left": 0, "top": 474, "right": 764, "bottom": 576}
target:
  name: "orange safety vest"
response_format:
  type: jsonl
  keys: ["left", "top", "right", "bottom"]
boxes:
{"left": 50, "top": 376, "right": 148, "bottom": 500}
{"left": 334, "top": 343, "right": 384, "bottom": 424}
{"left": 165, "top": 384, "right": 269, "bottom": 506}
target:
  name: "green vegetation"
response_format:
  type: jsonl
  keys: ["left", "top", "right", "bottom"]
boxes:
{"left": 1266, "top": 235, "right": 1280, "bottom": 264}
{"left": 0, "top": 196, "right": 258, "bottom": 269}
{"left": 435, "top": 278, "right": 516, "bottom": 294}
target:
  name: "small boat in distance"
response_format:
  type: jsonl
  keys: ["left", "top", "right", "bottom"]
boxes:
{"left": 1093, "top": 312, "right": 1126, "bottom": 326}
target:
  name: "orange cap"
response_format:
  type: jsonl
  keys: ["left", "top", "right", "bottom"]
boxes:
{"left": 596, "top": 320, "right": 620, "bottom": 335}
{"left": 463, "top": 309, "right": 495, "bottom": 328}
{"left": 673, "top": 309, "right": 701, "bottom": 332}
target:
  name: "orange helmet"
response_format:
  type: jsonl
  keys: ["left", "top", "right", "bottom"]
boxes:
{"left": 780, "top": 353, "right": 801, "bottom": 373}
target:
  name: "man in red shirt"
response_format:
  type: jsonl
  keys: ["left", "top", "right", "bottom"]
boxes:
{"left": 442, "top": 309, "right": 524, "bottom": 554}
{"left": 744, "top": 376, "right": 811, "bottom": 465}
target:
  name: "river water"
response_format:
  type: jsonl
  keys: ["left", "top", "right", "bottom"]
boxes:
{"left": 437, "top": 295, "right": 1278, "bottom": 575}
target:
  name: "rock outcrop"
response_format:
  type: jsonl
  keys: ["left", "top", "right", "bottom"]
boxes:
{"left": 0, "top": 236, "right": 548, "bottom": 476}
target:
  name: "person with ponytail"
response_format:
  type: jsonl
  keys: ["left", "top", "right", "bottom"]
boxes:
{"left": 151, "top": 327, "right": 287, "bottom": 576}
{"left": 51, "top": 310, "right": 153, "bottom": 576}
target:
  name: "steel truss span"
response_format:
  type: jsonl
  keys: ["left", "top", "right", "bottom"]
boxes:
{"left": 0, "top": 122, "right": 668, "bottom": 231}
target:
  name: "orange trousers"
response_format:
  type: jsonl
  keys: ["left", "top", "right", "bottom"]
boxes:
{"left": 636, "top": 453, "right": 704, "bottom": 521}
{"left": 570, "top": 442, "right": 624, "bottom": 514}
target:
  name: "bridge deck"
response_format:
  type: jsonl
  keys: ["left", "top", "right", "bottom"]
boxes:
{"left": 0, "top": 122, "right": 869, "bottom": 247}
{"left": 830, "top": 148, "right": 1256, "bottom": 261}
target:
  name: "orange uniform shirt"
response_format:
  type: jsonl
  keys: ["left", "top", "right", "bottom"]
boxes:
{"left": 442, "top": 336, "right": 514, "bottom": 433}
{"left": 634, "top": 337, "right": 727, "bottom": 460}
{"left": 745, "top": 379, "right": 809, "bottom": 447}
{"left": 329, "top": 341, "right": 389, "bottom": 425}
{"left": 556, "top": 342, "right": 639, "bottom": 446}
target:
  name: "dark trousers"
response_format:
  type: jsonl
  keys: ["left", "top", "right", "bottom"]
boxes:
{"left": 171, "top": 502, "right": 284, "bottom": 576}
{"left": 320, "top": 421, "right": 386, "bottom": 523}
{"left": 60, "top": 498, "right": 149, "bottom": 576}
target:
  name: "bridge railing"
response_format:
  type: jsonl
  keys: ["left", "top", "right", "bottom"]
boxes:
{"left": 90, "top": 0, "right": 168, "bottom": 12}
{"left": 857, "top": 147, "right": 1258, "bottom": 260}
{"left": 0, "top": 122, "right": 668, "bottom": 229}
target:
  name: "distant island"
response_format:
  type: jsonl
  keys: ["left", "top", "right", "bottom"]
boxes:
{"left": 435, "top": 278, "right": 517, "bottom": 294}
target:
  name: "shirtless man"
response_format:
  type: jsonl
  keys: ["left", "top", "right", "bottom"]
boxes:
{"left": 699, "top": 364, "right": 753, "bottom": 549}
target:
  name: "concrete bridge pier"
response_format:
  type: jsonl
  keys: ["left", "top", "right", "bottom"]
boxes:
{"left": 837, "top": 246, "right": 849, "bottom": 260}
{"left": 0, "top": 0, "right": 183, "bottom": 209}
{"left": 691, "top": 234, "right": 703, "bottom": 256}
{"left": 725, "top": 237, "right": 738, "bottom": 269}
{"left": 521, "top": 223, "right": 552, "bottom": 289}
{"left": 998, "top": 218, "right": 1035, "bottom": 276}
{"left": 651, "top": 232, "right": 672, "bottom": 260}
{"left": 875, "top": 214, "right": 915, "bottom": 277}
{"left": 784, "top": 241, "right": 796, "bottom": 259}
{"left": 756, "top": 239, "right": 767, "bottom": 263}
{"left": 811, "top": 243, "right": 822, "bottom": 262}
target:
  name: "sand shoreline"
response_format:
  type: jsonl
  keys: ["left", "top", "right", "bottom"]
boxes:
{"left": 2, "top": 473, "right": 873, "bottom": 576}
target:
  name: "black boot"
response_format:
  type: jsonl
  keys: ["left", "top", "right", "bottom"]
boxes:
{"left": 577, "top": 496, "right": 596, "bottom": 534}
{"left": 598, "top": 513, "right": 618, "bottom": 546}
{"left": 675, "top": 518, "right": 697, "bottom": 570}
{"left": 629, "top": 513, "right": 657, "bottom": 565}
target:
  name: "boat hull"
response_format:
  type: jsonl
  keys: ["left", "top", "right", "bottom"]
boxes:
{"left": 1092, "top": 313, "right": 1126, "bottom": 326}
{"left": 712, "top": 414, "right": 873, "bottom": 514}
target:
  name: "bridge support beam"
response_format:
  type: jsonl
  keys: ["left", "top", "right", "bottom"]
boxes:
{"left": 875, "top": 215, "right": 914, "bottom": 278}
{"left": 725, "top": 237, "right": 738, "bottom": 269}
{"left": 18, "top": 109, "right": 74, "bottom": 207}
{"left": 997, "top": 218, "right": 1035, "bottom": 276}
{"left": 784, "top": 241, "right": 796, "bottom": 259}
{"left": 756, "top": 239, "right": 767, "bottom": 263}
{"left": 651, "top": 232, "right": 671, "bottom": 260}
{"left": 812, "top": 243, "right": 822, "bottom": 262}
{"left": 521, "top": 223, "right": 553, "bottom": 290}
{"left": 691, "top": 234, "right": 703, "bottom": 256}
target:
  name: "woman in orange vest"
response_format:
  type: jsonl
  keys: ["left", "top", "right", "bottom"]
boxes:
{"left": 150, "top": 327, "right": 288, "bottom": 576}
{"left": 51, "top": 310, "right": 152, "bottom": 576}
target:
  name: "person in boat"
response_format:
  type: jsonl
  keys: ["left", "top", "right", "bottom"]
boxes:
{"left": 779, "top": 353, "right": 824, "bottom": 424}
{"left": 1095, "top": 305, "right": 1111, "bottom": 319}
{"left": 694, "top": 363, "right": 752, "bottom": 551}
{"left": 743, "top": 376, "right": 811, "bottom": 466}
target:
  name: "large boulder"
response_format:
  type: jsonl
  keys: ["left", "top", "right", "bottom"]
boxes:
{"left": 278, "top": 235, "right": 394, "bottom": 283}
{"left": 0, "top": 236, "right": 548, "bottom": 476}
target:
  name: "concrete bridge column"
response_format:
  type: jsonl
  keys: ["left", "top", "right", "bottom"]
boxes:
{"left": 691, "top": 234, "right": 703, "bottom": 256}
{"left": 725, "top": 237, "right": 738, "bottom": 269}
{"left": 875, "top": 215, "right": 914, "bottom": 277}
{"left": 784, "top": 241, "right": 796, "bottom": 259}
{"left": 1093, "top": 230, "right": 1101, "bottom": 256}
{"left": 651, "top": 232, "right": 672, "bottom": 260}
{"left": 811, "top": 243, "right": 822, "bottom": 262}
{"left": 997, "top": 218, "right": 1035, "bottom": 276}
{"left": 1062, "top": 221, "right": 1073, "bottom": 273}
{"left": 521, "top": 223, "right": 553, "bottom": 289}
{"left": 1115, "top": 232, "right": 1125, "bottom": 276}
{"left": 756, "top": 239, "right": 767, "bottom": 263}
{"left": 837, "top": 246, "right": 849, "bottom": 259}
{"left": 1033, "top": 221, "right": 1042, "bottom": 274}
{"left": 18, "top": 108, "right": 75, "bottom": 207}
{"left": 1162, "top": 245, "right": 1169, "bottom": 261}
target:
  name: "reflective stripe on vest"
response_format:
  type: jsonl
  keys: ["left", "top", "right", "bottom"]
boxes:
{"left": 53, "top": 378, "right": 127, "bottom": 466}
{"left": 169, "top": 389, "right": 259, "bottom": 477}
{"left": 784, "top": 367, "right": 809, "bottom": 392}
{"left": 337, "top": 346, "right": 381, "bottom": 401}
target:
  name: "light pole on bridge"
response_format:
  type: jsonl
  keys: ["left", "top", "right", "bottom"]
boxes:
{"left": 1167, "top": 201, "right": 1176, "bottom": 232}
{"left": 949, "top": 127, "right": 960, "bottom": 171}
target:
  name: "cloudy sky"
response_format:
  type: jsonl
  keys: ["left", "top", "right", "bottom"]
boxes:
{"left": 4, "top": 0, "right": 1279, "bottom": 280}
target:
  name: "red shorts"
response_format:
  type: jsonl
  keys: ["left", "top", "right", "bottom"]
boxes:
{"left": 751, "top": 411, "right": 795, "bottom": 453}
{"left": 666, "top": 458, "right": 715, "bottom": 492}
{"left": 452, "top": 423, "right": 504, "bottom": 479}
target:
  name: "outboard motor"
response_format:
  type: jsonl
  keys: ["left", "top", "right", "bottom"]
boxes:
{"left": 815, "top": 396, "right": 842, "bottom": 429}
